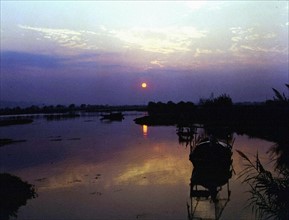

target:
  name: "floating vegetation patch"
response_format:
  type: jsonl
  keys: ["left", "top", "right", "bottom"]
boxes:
{"left": 35, "top": 178, "right": 47, "bottom": 182}
{"left": 50, "top": 138, "right": 62, "bottom": 142}
{"left": 0, "top": 118, "right": 33, "bottom": 126}
{"left": 67, "top": 137, "right": 81, "bottom": 141}
{"left": 0, "top": 139, "right": 26, "bottom": 147}
{"left": 68, "top": 179, "right": 82, "bottom": 184}
{"left": 90, "top": 191, "right": 102, "bottom": 196}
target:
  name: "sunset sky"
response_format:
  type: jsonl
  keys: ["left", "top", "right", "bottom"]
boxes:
{"left": 1, "top": 1, "right": 288, "bottom": 105}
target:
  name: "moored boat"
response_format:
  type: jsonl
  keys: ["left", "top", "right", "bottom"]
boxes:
{"left": 100, "top": 112, "right": 124, "bottom": 121}
{"left": 189, "top": 136, "right": 232, "bottom": 169}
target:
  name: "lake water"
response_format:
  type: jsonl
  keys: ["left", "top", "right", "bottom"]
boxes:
{"left": 0, "top": 113, "right": 276, "bottom": 220}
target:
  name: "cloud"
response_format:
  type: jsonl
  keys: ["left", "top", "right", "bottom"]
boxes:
{"left": 185, "top": 1, "right": 224, "bottom": 11}
{"left": 19, "top": 25, "right": 81, "bottom": 39}
{"left": 229, "top": 26, "right": 288, "bottom": 61}
{"left": 19, "top": 25, "right": 98, "bottom": 50}
{"left": 18, "top": 24, "right": 207, "bottom": 55}
{"left": 15, "top": 25, "right": 106, "bottom": 52}
{"left": 16, "top": 21, "right": 287, "bottom": 70}
{"left": 185, "top": 1, "right": 207, "bottom": 11}
{"left": 0, "top": 51, "right": 66, "bottom": 69}
{"left": 111, "top": 27, "right": 207, "bottom": 54}
{"left": 194, "top": 48, "right": 213, "bottom": 57}
{"left": 0, "top": 50, "right": 143, "bottom": 78}
{"left": 150, "top": 60, "right": 166, "bottom": 68}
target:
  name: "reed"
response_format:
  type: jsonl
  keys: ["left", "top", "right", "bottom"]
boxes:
{"left": 236, "top": 150, "right": 289, "bottom": 220}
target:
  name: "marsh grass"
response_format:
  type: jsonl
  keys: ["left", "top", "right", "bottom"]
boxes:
{"left": 236, "top": 150, "right": 289, "bottom": 220}
{"left": 0, "top": 173, "right": 37, "bottom": 220}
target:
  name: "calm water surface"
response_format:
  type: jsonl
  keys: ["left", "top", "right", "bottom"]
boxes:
{"left": 0, "top": 113, "right": 276, "bottom": 220}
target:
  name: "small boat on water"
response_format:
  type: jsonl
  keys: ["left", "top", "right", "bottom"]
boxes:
{"left": 188, "top": 133, "right": 233, "bottom": 219}
{"left": 189, "top": 151, "right": 233, "bottom": 219}
{"left": 189, "top": 136, "right": 232, "bottom": 169}
{"left": 176, "top": 125, "right": 197, "bottom": 147}
{"left": 100, "top": 112, "right": 124, "bottom": 121}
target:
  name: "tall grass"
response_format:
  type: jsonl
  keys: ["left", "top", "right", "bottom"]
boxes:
{"left": 236, "top": 150, "right": 289, "bottom": 220}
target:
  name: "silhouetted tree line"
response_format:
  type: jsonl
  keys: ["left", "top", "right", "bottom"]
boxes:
{"left": 1, "top": 85, "right": 288, "bottom": 126}
{"left": 0, "top": 104, "right": 77, "bottom": 115}
{"left": 136, "top": 86, "right": 289, "bottom": 126}
{"left": 199, "top": 93, "right": 233, "bottom": 106}
{"left": 148, "top": 101, "right": 195, "bottom": 116}
{"left": 0, "top": 104, "right": 146, "bottom": 115}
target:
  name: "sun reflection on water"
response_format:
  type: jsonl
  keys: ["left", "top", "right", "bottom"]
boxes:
{"left": 142, "top": 124, "right": 148, "bottom": 136}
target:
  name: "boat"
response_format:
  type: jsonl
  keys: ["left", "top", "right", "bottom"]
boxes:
{"left": 187, "top": 136, "right": 233, "bottom": 219}
{"left": 189, "top": 136, "right": 232, "bottom": 169}
{"left": 176, "top": 125, "right": 197, "bottom": 147}
{"left": 100, "top": 112, "right": 124, "bottom": 121}
{"left": 188, "top": 159, "right": 232, "bottom": 219}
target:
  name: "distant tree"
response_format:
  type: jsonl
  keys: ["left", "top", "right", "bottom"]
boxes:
{"left": 80, "top": 104, "right": 87, "bottom": 109}
{"left": 199, "top": 98, "right": 213, "bottom": 106}
{"left": 213, "top": 94, "right": 233, "bottom": 106}
{"left": 56, "top": 104, "right": 65, "bottom": 109}
{"left": 199, "top": 94, "right": 232, "bottom": 107}
{"left": 167, "top": 101, "right": 175, "bottom": 105}
{"left": 26, "top": 105, "right": 40, "bottom": 113}
{"left": 69, "top": 104, "right": 76, "bottom": 109}
{"left": 42, "top": 105, "right": 55, "bottom": 113}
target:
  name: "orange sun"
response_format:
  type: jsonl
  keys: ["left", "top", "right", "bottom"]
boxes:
{"left": 141, "top": 82, "right": 147, "bottom": 88}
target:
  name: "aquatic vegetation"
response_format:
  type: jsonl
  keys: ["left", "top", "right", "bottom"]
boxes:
{"left": 0, "top": 118, "right": 33, "bottom": 126}
{"left": 0, "top": 173, "right": 37, "bottom": 220}
{"left": 236, "top": 150, "right": 289, "bottom": 220}
{"left": 272, "top": 84, "right": 289, "bottom": 103}
{"left": 0, "top": 138, "right": 26, "bottom": 147}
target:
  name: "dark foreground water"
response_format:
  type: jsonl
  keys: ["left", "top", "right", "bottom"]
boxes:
{"left": 0, "top": 113, "right": 277, "bottom": 220}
